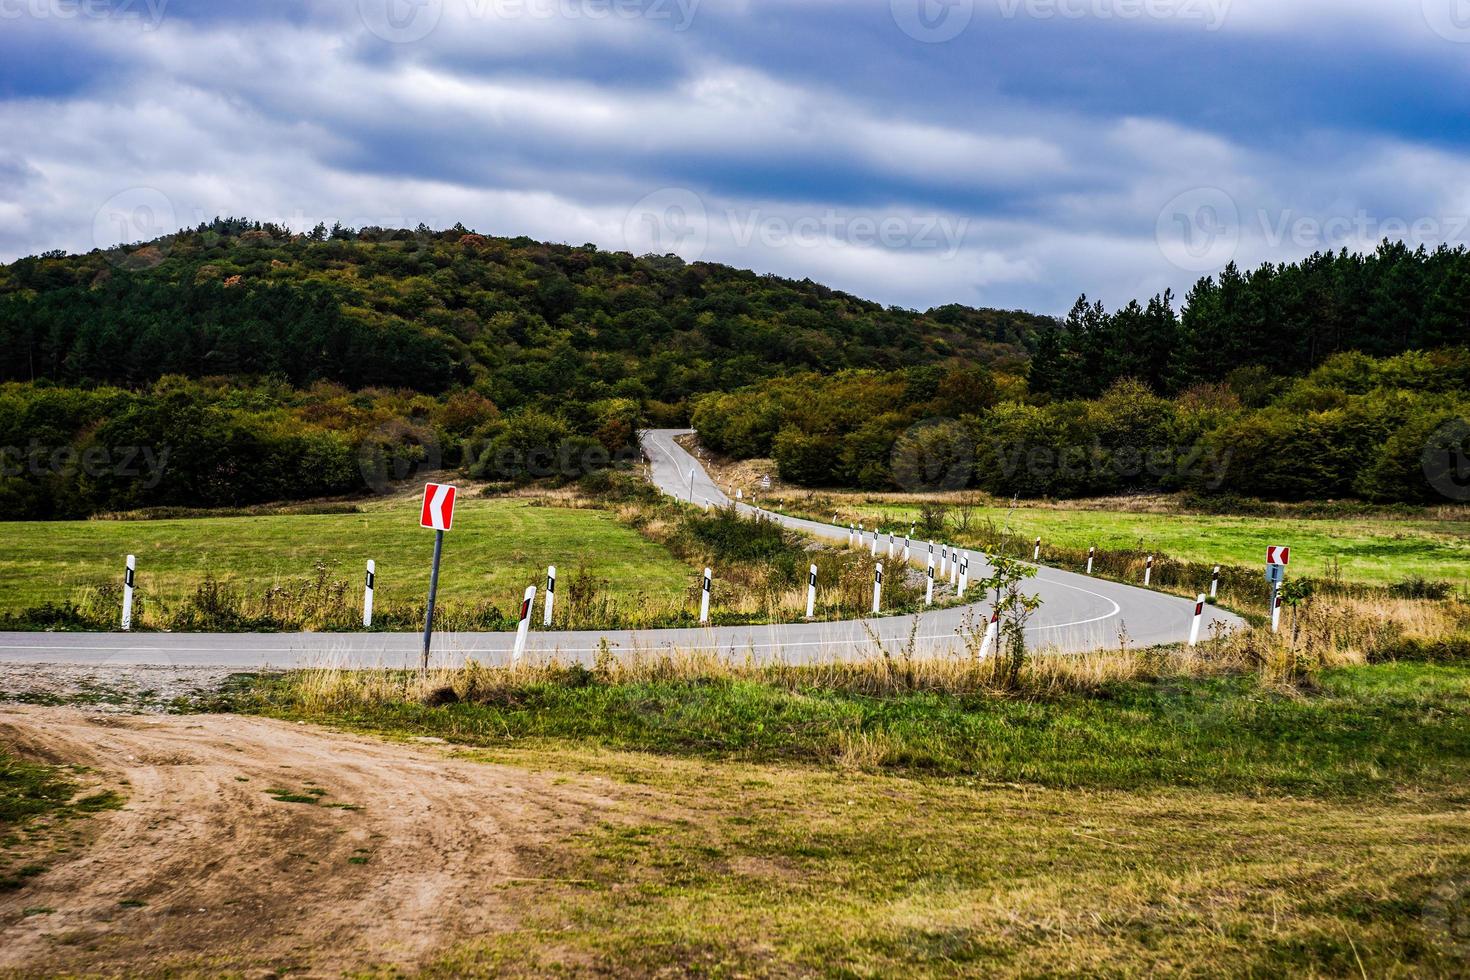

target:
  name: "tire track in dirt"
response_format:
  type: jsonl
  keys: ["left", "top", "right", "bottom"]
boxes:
{"left": 0, "top": 707, "right": 623, "bottom": 977}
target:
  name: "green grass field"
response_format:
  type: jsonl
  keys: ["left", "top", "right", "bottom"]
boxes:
{"left": 0, "top": 493, "right": 695, "bottom": 620}
{"left": 804, "top": 501, "right": 1470, "bottom": 588}
{"left": 236, "top": 660, "right": 1470, "bottom": 975}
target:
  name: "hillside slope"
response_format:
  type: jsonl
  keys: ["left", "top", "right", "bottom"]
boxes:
{"left": 0, "top": 219, "right": 1051, "bottom": 413}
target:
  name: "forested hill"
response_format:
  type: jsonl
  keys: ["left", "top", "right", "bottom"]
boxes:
{"left": 0, "top": 218, "right": 1050, "bottom": 412}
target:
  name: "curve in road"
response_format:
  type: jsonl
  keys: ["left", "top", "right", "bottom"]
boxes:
{"left": 0, "top": 430, "right": 1240, "bottom": 668}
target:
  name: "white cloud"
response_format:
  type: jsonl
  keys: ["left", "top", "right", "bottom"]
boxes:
{"left": 2, "top": 0, "right": 1469, "bottom": 316}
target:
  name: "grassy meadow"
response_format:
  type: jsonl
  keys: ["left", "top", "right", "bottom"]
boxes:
{"left": 0, "top": 477, "right": 936, "bottom": 631}
{"left": 0, "top": 491, "right": 694, "bottom": 629}
{"left": 230, "top": 622, "right": 1470, "bottom": 975}
{"left": 776, "top": 496, "right": 1470, "bottom": 589}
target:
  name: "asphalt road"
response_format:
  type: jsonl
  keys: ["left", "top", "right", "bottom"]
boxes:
{"left": 0, "top": 429, "right": 1240, "bottom": 669}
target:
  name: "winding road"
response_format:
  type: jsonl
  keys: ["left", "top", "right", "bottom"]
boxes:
{"left": 0, "top": 430, "right": 1240, "bottom": 669}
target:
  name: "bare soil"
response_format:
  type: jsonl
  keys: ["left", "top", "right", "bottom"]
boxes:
{"left": 0, "top": 707, "right": 622, "bottom": 977}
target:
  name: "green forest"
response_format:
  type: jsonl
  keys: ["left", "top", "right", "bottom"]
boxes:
{"left": 0, "top": 219, "right": 1045, "bottom": 518}
{"left": 0, "top": 221, "right": 1466, "bottom": 517}
{"left": 696, "top": 242, "right": 1470, "bottom": 502}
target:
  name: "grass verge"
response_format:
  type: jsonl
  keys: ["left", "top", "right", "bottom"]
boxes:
{"left": 221, "top": 651, "right": 1470, "bottom": 976}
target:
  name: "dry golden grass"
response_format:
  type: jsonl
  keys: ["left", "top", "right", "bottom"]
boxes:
{"left": 272, "top": 590, "right": 1470, "bottom": 723}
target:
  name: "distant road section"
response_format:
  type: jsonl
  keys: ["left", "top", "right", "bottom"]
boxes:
{"left": 0, "top": 430, "right": 1240, "bottom": 668}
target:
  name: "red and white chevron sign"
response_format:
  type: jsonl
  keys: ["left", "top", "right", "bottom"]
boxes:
{"left": 1266, "top": 545, "right": 1290, "bottom": 566}
{"left": 420, "top": 482, "right": 457, "bottom": 532}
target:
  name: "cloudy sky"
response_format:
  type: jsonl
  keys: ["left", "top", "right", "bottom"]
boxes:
{"left": 1, "top": 0, "right": 1468, "bottom": 313}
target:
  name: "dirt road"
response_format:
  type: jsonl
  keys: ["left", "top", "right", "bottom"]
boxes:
{"left": 0, "top": 707, "right": 623, "bottom": 977}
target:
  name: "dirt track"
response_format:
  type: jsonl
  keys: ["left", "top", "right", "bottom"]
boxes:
{"left": 0, "top": 707, "right": 622, "bottom": 977}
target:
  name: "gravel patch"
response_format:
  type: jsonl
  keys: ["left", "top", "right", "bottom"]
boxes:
{"left": 0, "top": 663, "right": 259, "bottom": 712}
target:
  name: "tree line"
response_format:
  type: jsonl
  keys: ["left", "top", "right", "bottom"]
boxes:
{"left": 693, "top": 350, "right": 1470, "bottom": 504}
{"left": 1031, "top": 241, "right": 1470, "bottom": 399}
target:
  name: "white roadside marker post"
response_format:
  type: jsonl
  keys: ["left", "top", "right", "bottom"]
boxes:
{"left": 1189, "top": 594, "right": 1206, "bottom": 647}
{"left": 928, "top": 541, "right": 934, "bottom": 570}
{"left": 925, "top": 556, "right": 935, "bottom": 606}
{"left": 700, "top": 567, "right": 712, "bottom": 624}
{"left": 512, "top": 585, "right": 536, "bottom": 664}
{"left": 1086, "top": 546, "right": 1095, "bottom": 575}
{"left": 1033, "top": 537, "right": 1041, "bottom": 561}
{"left": 1210, "top": 565, "right": 1221, "bottom": 599}
{"left": 940, "top": 545, "right": 948, "bottom": 579}
{"left": 950, "top": 550, "right": 960, "bottom": 586}
{"left": 806, "top": 564, "right": 817, "bottom": 619}
{"left": 543, "top": 565, "right": 556, "bottom": 627}
{"left": 848, "top": 524, "right": 855, "bottom": 547}
{"left": 121, "top": 554, "right": 136, "bottom": 631}
{"left": 1272, "top": 590, "right": 1283, "bottom": 633}
{"left": 871, "top": 530, "right": 879, "bottom": 558}
{"left": 872, "top": 562, "right": 884, "bottom": 614}
{"left": 362, "top": 560, "right": 375, "bottom": 628}
{"left": 979, "top": 611, "right": 999, "bottom": 659}
{"left": 1144, "top": 555, "right": 1154, "bottom": 586}
{"left": 688, "top": 468, "right": 696, "bottom": 503}
{"left": 887, "top": 533, "right": 895, "bottom": 560}
{"left": 958, "top": 556, "right": 969, "bottom": 597}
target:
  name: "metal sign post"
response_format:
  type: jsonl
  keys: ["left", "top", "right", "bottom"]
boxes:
{"left": 419, "top": 483, "right": 458, "bottom": 672}
{"left": 422, "top": 531, "right": 443, "bottom": 670}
